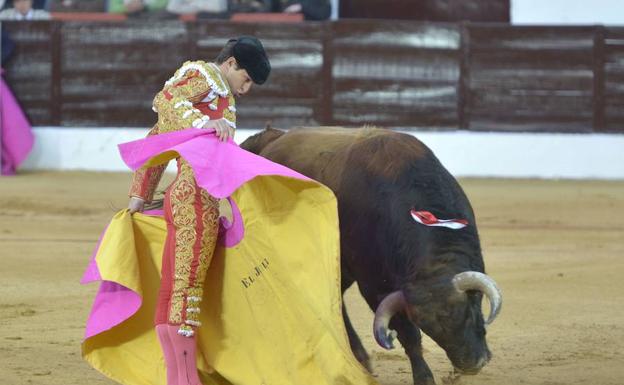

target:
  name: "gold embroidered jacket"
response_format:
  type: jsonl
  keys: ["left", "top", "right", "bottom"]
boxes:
{"left": 129, "top": 61, "right": 236, "bottom": 202}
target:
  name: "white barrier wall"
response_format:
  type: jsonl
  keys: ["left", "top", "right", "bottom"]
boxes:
{"left": 20, "top": 127, "right": 624, "bottom": 180}
{"left": 512, "top": 0, "right": 624, "bottom": 25}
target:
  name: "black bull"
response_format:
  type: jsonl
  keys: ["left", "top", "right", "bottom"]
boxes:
{"left": 240, "top": 127, "right": 502, "bottom": 385}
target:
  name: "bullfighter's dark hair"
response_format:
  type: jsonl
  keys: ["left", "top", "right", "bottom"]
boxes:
{"left": 215, "top": 39, "right": 238, "bottom": 65}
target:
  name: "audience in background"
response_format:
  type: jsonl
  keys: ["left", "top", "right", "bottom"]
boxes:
{"left": 166, "top": 0, "right": 228, "bottom": 18}
{"left": 50, "top": 0, "right": 107, "bottom": 12}
{"left": 0, "top": 0, "right": 50, "bottom": 19}
{"left": 0, "top": 0, "right": 332, "bottom": 20}
{"left": 271, "top": 0, "right": 330, "bottom": 21}
{"left": 107, "top": 0, "right": 169, "bottom": 18}
{"left": 1, "top": 0, "right": 49, "bottom": 10}
{"left": 228, "top": 0, "right": 271, "bottom": 13}
{"left": 36, "top": 0, "right": 49, "bottom": 8}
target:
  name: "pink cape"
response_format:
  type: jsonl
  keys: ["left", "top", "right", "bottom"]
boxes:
{"left": 117, "top": 128, "right": 308, "bottom": 198}
{"left": 82, "top": 128, "right": 311, "bottom": 339}
{"left": 1, "top": 72, "right": 34, "bottom": 175}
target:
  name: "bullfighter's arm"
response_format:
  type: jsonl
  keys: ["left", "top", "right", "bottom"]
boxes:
{"left": 128, "top": 125, "right": 167, "bottom": 203}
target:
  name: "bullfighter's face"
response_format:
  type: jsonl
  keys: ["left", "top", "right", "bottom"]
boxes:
{"left": 402, "top": 280, "right": 492, "bottom": 374}
{"left": 221, "top": 57, "right": 253, "bottom": 97}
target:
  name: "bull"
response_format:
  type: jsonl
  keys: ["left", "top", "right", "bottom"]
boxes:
{"left": 240, "top": 126, "right": 502, "bottom": 385}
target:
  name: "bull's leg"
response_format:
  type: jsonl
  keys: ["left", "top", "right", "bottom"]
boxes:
{"left": 342, "top": 302, "right": 372, "bottom": 372}
{"left": 341, "top": 275, "right": 372, "bottom": 372}
{"left": 390, "top": 314, "right": 435, "bottom": 385}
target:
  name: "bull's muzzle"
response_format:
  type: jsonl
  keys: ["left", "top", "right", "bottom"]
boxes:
{"left": 453, "top": 351, "right": 491, "bottom": 375}
{"left": 372, "top": 272, "right": 502, "bottom": 350}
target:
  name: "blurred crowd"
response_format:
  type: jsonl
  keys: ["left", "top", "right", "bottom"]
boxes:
{"left": 0, "top": 0, "right": 332, "bottom": 20}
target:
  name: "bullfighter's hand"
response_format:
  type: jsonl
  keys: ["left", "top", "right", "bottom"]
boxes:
{"left": 218, "top": 198, "right": 233, "bottom": 224}
{"left": 128, "top": 196, "right": 145, "bottom": 214}
{"left": 211, "top": 119, "right": 235, "bottom": 142}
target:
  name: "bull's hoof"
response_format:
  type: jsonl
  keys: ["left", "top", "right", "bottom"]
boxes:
{"left": 414, "top": 375, "right": 436, "bottom": 385}
{"left": 440, "top": 370, "right": 462, "bottom": 384}
{"left": 453, "top": 366, "right": 481, "bottom": 375}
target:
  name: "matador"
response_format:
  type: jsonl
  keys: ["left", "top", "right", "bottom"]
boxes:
{"left": 126, "top": 36, "right": 270, "bottom": 385}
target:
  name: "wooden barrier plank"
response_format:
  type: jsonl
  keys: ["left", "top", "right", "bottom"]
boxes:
{"left": 467, "top": 24, "right": 595, "bottom": 132}
{"left": 332, "top": 20, "right": 460, "bottom": 129}
{"left": 339, "top": 0, "right": 509, "bottom": 22}
{"left": 58, "top": 21, "right": 188, "bottom": 126}
{"left": 230, "top": 13, "right": 303, "bottom": 23}
{"left": 468, "top": 25, "right": 596, "bottom": 50}
{"left": 51, "top": 12, "right": 127, "bottom": 22}
{"left": 603, "top": 27, "right": 624, "bottom": 132}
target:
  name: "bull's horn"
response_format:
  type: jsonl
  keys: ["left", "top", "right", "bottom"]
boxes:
{"left": 373, "top": 291, "right": 406, "bottom": 350}
{"left": 452, "top": 271, "right": 502, "bottom": 325}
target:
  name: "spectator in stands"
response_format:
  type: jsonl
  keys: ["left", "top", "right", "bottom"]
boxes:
{"left": 229, "top": 0, "right": 271, "bottom": 13}
{"left": 271, "top": 0, "right": 330, "bottom": 21}
{"left": 50, "top": 0, "right": 107, "bottom": 12}
{"left": 34, "top": 0, "right": 48, "bottom": 9}
{"left": 166, "top": 0, "right": 228, "bottom": 18}
{"left": 1, "top": 0, "right": 49, "bottom": 10}
{"left": 0, "top": 0, "right": 50, "bottom": 19}
{"left": 49, "top": 0, "right": 75, "bottom": 11}
{"left": 108, "top": 0, "right": 169, "bottom": 18}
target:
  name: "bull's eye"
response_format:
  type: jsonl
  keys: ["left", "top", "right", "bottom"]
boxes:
{"left": 406, "top": 309, "right": 419, "bottom": 323}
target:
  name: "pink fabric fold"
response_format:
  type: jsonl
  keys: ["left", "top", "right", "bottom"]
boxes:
{"left": 81, "top": 206, "right": 246, "bottom": 340}
{"left": 83, "top": 281, "right": 142, "bottom": 340}
{"left": 81, "top": 223, "right": 142, "bottom": 340}
{"left": 118, "top": 128, "right": 309, "bottom": 198}
{"left": 219, "top": 197, "right": 245, "bottom": 248}
{"left": 1, "top": 74, "right": 34, "bottom": 175}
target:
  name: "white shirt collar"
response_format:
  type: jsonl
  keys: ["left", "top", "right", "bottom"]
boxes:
{"left": 16, "top": 9, "right": 34, "bottom": 20}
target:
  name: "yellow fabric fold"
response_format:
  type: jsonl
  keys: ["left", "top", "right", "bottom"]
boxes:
{"left": 82, "top": 176, "right": 378, "bottom": 385}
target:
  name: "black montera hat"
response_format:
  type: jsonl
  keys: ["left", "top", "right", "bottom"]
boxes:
{"left": 231, "top": 36, "right": 271, "bottom": 85}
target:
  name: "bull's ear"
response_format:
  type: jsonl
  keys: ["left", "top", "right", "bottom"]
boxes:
{"left": 447, "top": 288, "right": 468, "bottom": 304}
{"left": 264, "top": 123, "right": 285, "bottom": 133}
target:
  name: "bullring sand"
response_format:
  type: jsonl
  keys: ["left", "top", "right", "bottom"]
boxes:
{"left": 1, "top": 172, "right": 623, "bottom": 385}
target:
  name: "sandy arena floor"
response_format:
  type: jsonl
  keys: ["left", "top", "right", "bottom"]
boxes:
{"left": 0, "top": 171, "right": 623, "bottom": 385}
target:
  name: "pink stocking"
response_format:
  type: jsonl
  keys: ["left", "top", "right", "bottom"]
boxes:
{"left": 166, "top": 324, "right": 202, "bottom": 385}
{"left": 156, "top": 324, "right": 179, "bottom": 385}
